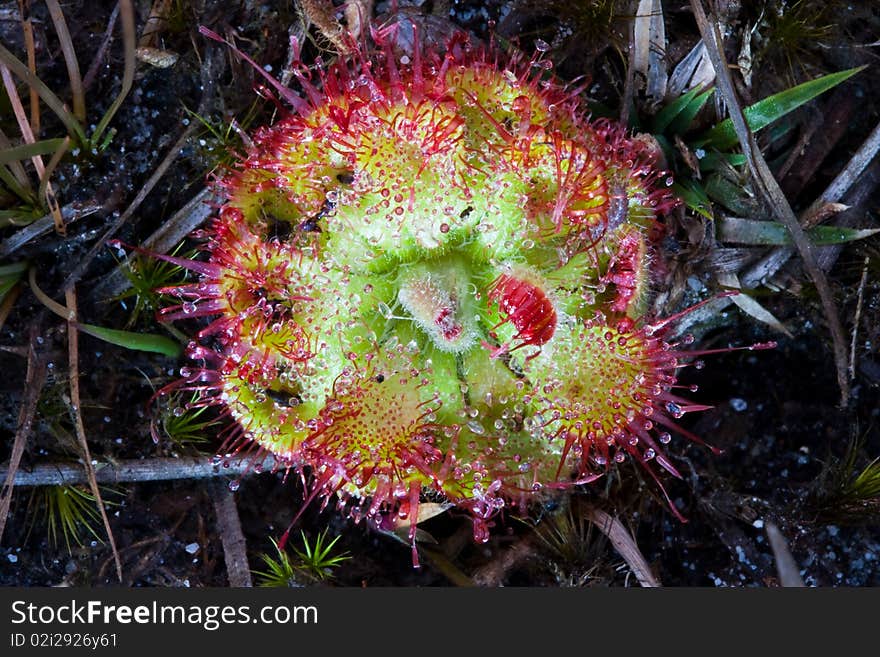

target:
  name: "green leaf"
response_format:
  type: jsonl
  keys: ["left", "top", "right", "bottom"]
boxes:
{"left": 27, "top": 266, "right": 181, "bottom": 358}
{"left": 697, "top": 151, "right": 747, "bottom": 172}
{"left": 705, "top": 174, "right": 753, "bottom": 215}
{"left": 0, "top": 164, "right": 38, "bottom": 206}
{"left": 0, "top": 261, "right": 27, "bottom": 302}
{"left": 698, "top": 66, "right": 867, "bottom": 150}
{"left": 0, "top": 261, "right": 29, "bottom": 277}
{"left": 76, "top": 323, "right": 183, "bottom": 358}
{"left": 0, "top": 139, "right": 67, "bottom": 166}
{"left": 718, "top": 217, "right": 880, "bottom": 246}
{"left": 652, "top": 86, "right": 703, "bottom": 134}
{"left": 668, "top": 88, "right": 715, "bottom": 136}
{"left": 671, "top": 181, "right": 713, "bottom": 220}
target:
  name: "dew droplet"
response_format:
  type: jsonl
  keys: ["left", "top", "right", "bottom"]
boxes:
{"left": 467, "top": 420, "right": 485, "bottom": 435}
{"left": 665, "top": 401, "right": 684, "bottom": 418}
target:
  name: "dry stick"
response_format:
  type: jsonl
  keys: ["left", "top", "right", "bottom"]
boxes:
{"left": 849, "top": 256, "right": 870, "bottom": 381}
{"left": 805, "top": 119, "right": 880, "bottom": 219}
{"left": 0, "top": 327, "right": 47, "bottom": 546}
{"left": 619, "top": 18, "right": 638, "bottom": 128}
{"left": 690, "top": 0, "right": 851, "bottom": 407}
{"left": 0, "top": 200, "right": 103, "bottom": 257}
{"left": 90, "top": 187, "right": 219, "bottom": 301}
{"left": 1, "top": 454, "right": 278, "bottom": 487}
{"left": 745, "top": 119, "right": 880, "bottom": 287}
{"left": 65, "top": 288, "right": 123, "bottom": 582}
{"left": 471, "top": 539, "right": 535, "bottom": 587}
{"left": 0, "top": 61, "right": 65, "bottom": 234}
{"left": 83, "top": 2, "right": 122, "bottom": 92}
{"left": 210, "top": 480, "right": 253, "bottom": 587}
{"left": 765, "top": 522, "right": 805, "bottom": 587}
{"left": 45, "top": 0, "right": 85, "bottom": 122}
{"left": 16, "top": 0, "right": 39, "bottom": 134}
{"left": 61, "top": 126, "right": 194, "bottom": 292}
{"left": 584, "top": 507, "right": 661, "bottom": 587}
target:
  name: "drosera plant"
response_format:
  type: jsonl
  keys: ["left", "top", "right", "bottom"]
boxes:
{"left": 136, "top": 23, "right": 782, "bottom": 566}
{"left": 253, "top": 530, "right": 350, "bottom": 586}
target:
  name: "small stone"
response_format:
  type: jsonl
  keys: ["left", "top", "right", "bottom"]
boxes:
{"left": 730, "top": 398, "right": 748, "bottom": 412}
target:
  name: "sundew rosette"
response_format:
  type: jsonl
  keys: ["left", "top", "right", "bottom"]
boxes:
{"left": 148, "top": 28, "right": 748, "bottom": 563}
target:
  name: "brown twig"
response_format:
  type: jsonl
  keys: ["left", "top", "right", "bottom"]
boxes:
{"left": 690, "top": 0, "right": 851, "bottom": 407}
{"left": 83, "top": 2, "right": 121, "bottom": 92}
{"left": 0, "top": 326, "right": 47, "bottom": 546}
{"left": 584, "top": 507, "right": 661, "bottom": 587}
{"left": 210, "top": 479, "right": 252, "bottom": 587}
{"left": 849, "top": 256, "right": 869, "bottom": 381}
{"left": 15, "top": 0, "right": 39, "bottom": 134}
{"left": 65, "top": 288, "right": 123, "bottom": 582}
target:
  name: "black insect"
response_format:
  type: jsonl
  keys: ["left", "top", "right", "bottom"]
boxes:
{"left": 297, "top": 194, "right": 337, "bottom": 233}
{"left": 265, "top": 389, "right": 302, "bottom": 407}
{"left": 264, "top": 213, "right": 294, "bottom": 241}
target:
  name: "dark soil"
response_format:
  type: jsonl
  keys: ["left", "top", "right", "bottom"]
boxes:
{"left": 1, "top": 0, "right": 879, "bottom": 587}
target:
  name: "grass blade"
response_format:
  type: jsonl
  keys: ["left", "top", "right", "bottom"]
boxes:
{"left": 652, "top": 85, "right": 702, "bottom": 134}
{"left": 718, "top": 217, "right": 880, "bottom": 246}
{"left": 45, "top": 0, "right": 85, "bottom": 122}
{"left": 698, "top": 66, "right": 867, "bottom": 150}
{"left": 76, "top": 322, "right": 183, "bottom": 358}
{"left": 0, "top": 139, "right": 66, "bottom": 166}
{"left": 671, "top": 181, "right": 713, "bottom": 219}
{"left": 90, "top": 0, "right": 136, "bottom": 148}
{"left": 0, "top": 43, "right": 87, "bottom": 145}
{"left": 668, "top": 88, "right": 715, "bottom": 136}
{"left": 28, "top": 267, "right": 182, "bottom": 357}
